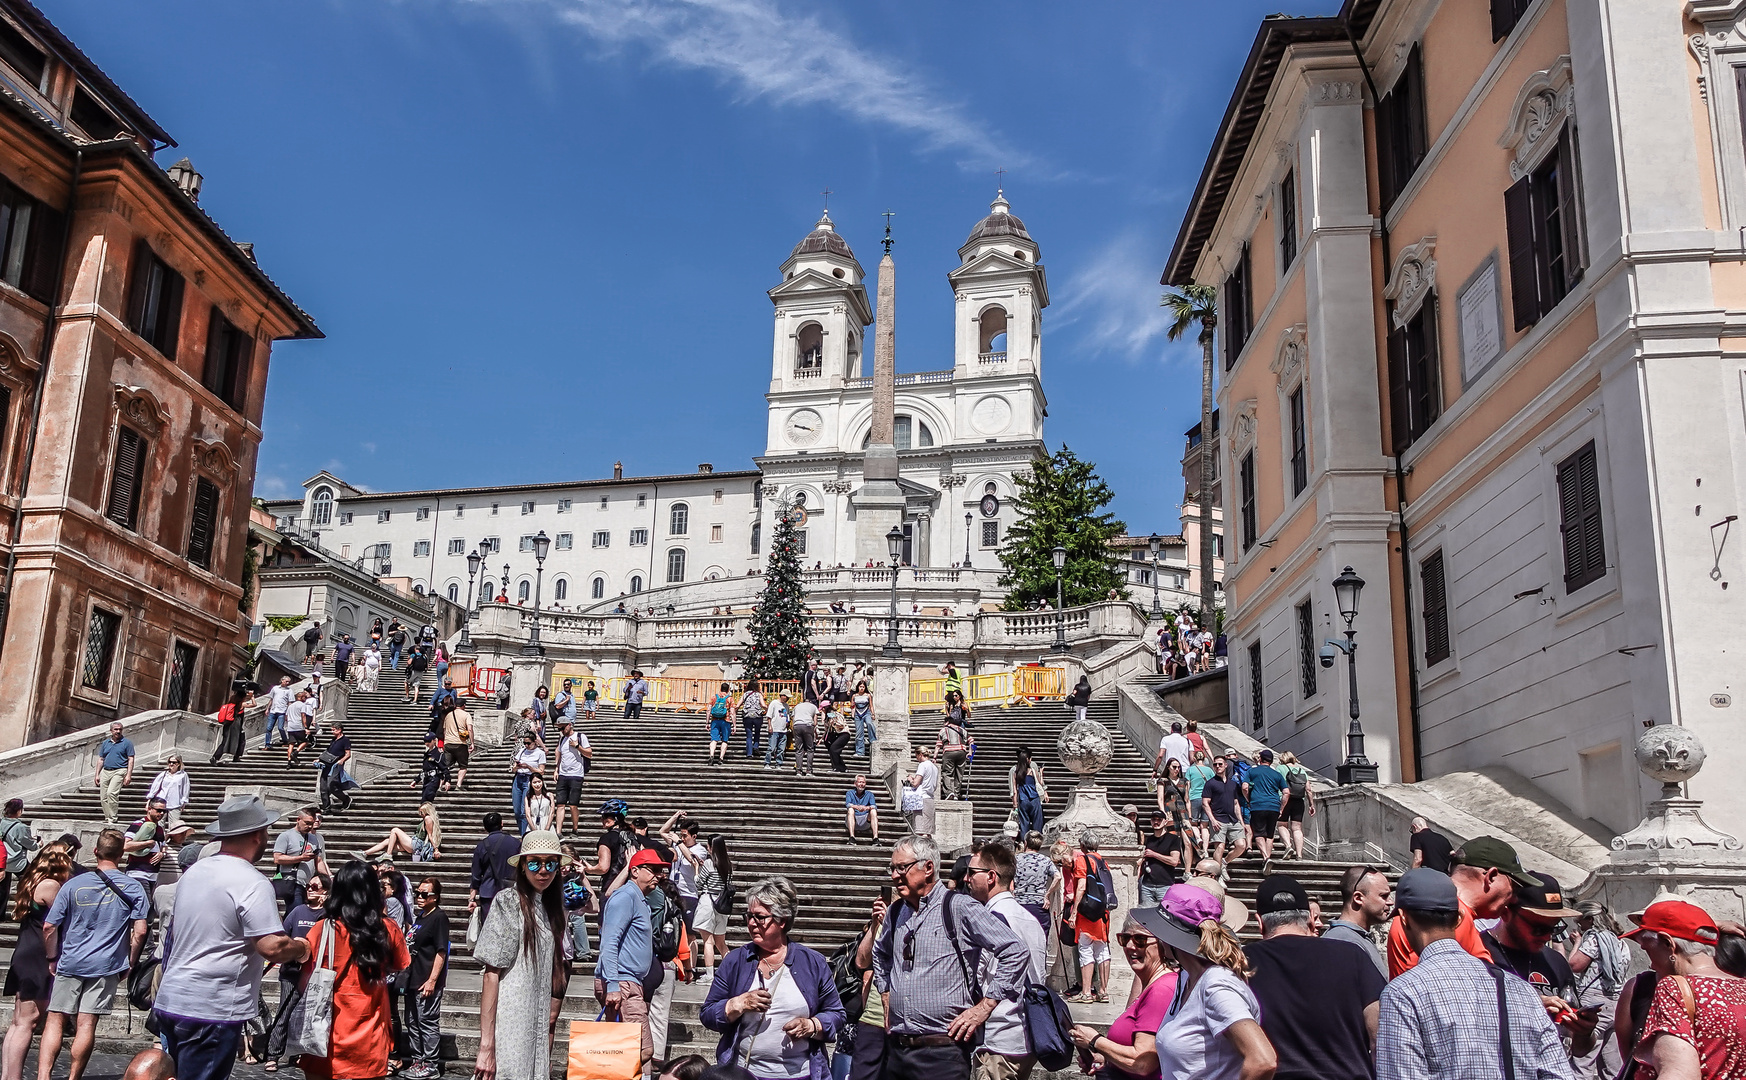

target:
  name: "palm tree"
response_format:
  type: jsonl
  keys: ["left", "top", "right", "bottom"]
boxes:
{"left": 1163, "top": 284, "right": 1220, "bottom": 620}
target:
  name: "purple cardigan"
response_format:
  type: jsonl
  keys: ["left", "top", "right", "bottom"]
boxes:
{"left": 700, "top": 941, "right": 847, "bottom": 1080}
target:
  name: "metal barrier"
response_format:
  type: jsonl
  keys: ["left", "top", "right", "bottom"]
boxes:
{"left": 504, "top": 669, "right": 1063, "bottom": 712}
{"left": 908, "top": 667, "right": 1066, "bottom": 708}
{"left": 471, "top": 666, "right": 508, "bottom": 699}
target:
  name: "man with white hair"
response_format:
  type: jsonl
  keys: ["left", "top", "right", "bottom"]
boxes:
{"left": 1409, "top": 817, "right": 1453, "bottom": 873}
{"left": 874, "top": 836, "right": 1028, "bottom": 1080}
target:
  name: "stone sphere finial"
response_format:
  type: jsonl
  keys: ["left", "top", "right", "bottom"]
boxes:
{"left": 1636, "top": 725, "right": 1706, "bottom": 794}
{"left": 1058, "top": 719, "right": 1114, "bottom": 779}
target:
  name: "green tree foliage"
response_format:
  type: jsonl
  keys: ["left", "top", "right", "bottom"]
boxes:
{"left": 997, "top": 446, "right": 1128, "bottom": 610}
{"left": 742, "top": 509, "right": 814, "bottom": 680}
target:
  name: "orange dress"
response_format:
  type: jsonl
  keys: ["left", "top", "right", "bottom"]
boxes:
{"left": 298, "top": 919, "right": 411, "bottom": 1080}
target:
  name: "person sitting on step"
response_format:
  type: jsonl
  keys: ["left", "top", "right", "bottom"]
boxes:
{"left": 360, "top": 802, "right": 443, "bottom": 863}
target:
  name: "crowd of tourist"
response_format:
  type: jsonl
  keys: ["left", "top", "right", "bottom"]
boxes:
{"left": 1154, "top": 610, "right": 1226, "bottom": 681}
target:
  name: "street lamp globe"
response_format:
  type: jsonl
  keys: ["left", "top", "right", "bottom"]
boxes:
{"left": 1052, "top": 545, "right": 1067, "bottom": 571}
{"left": 1333, "top": 565, "right": 1365, "bottom": 627}
{"left": 466, "top": 550, "right": 482, "bottom": 577}
{"left": 885, "top": 526, "right": 904, "bottom": 565}
{"left": 533, "top": 530, "right": 551, "bottom": 563}
{"left": 1148, "top": 534, "right": 1160, "bottom": 556}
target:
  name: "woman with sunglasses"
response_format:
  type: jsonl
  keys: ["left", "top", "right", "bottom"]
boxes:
{"left": 1068, "top": 912, "right": 1178, "bottom": 1080}
{"left": 473, "top": 831, "right": 567, "bottom": 1080}
{"left": 295, "top": 861, "right": 409, "bottom": 1080}
{"left": 263, "top": 873, "right": 329, "bottom": 1073}
{"left": 700, "top": 876, "right": 846, "bottom": 1080}
{"left": 1146, "top": 884, "right": 1275, "bottom": 1080}
{"left": 144, "top": 756, "right": 190, "bottom": 828}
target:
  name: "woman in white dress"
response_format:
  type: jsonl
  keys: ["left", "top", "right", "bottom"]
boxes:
{"left": 359, "top": 646, "right": 382, "bottom": 693}
{"left": 523, "top": 776, "right": 555, "bottom": 835}
{"left": 472, "top": 830, "right": 566, "bottom": 1080}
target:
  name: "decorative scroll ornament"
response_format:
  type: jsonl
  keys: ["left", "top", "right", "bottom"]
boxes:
{"left": 193, "top": 439, "right": 238, "bottom": 484}
{"left": 1231, "top": 399, "right": 1260, "bottom": 453}
{"left": 760, "top": 484, "right": 781, "bottom": 497}
{"left": 939, "top": 473, "right": 967, "bottom": 489}
{"left": 1500, "top": 56, "right": 1575, "bottom": 181}
{"left": 821, "top": 480, "right": 853, "bottom": 495}
{"left": 1270, "top": 324, "right": 1308, "bottom": 388}
{"left": 114, "top": 385, "right": 169, "bottom": 437}
{"left": 1384, "top": 238, "right": 1438, "bottom": 330}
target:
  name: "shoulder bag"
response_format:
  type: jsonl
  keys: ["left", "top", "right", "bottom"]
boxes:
{"left": 286, "top": 920, "right": 353, "bottom": 1059}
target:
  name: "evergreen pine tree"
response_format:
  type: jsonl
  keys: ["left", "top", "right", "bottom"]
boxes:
{"left": 997, "top": 445, "right": 1128, "bottom": 610}
{"left": 742, "top": 507, "right": 814, "bottom": 681}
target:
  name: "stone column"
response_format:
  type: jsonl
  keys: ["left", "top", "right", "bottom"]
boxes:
{"left": 870, "top": 659, "right": 912, "bottom": 813}
{"left": 856, "top": 247, "right": 906, "bottom": 564}
{"left": 508, "top": 655, "right": 554, "bottom": 734}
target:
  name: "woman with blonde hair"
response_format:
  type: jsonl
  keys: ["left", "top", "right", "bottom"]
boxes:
{"left": 1274, "top": 751, "right": 1312, "bottom": 861}
{"left": 360, "top": 803, "right": 443, "bottom": 863}
{"left": 1149, "top": 883, "right": 1274, "bottom": 1080}
{"left": 2, "top": 843, "right": 73, "bottom": 1080}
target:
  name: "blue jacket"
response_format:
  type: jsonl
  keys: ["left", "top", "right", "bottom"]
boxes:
{"left": 701, "top": 942, "right": 846, "bottom": 1080}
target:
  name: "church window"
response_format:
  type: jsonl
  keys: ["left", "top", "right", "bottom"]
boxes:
{"left": 556, "top": 532, "right": 573, "bottom": 550}
{"left": 979, "top": 306, "right": 1008, "bottom": 360}
{"left": 863, "top": 416, "right": 934, "bottom": 450}
{"left": 591, "top": 577, "right": 605, "bottom": 599}
{"left": 591, "top": 530, "right": 609, "bottom": 549}
{"left": 666, "top": 548, "right": 686, "bottom": 583}
{"left": 985, "top": 482, "right": 998, "bottom": 495}
{"left": 894, "top": 416, "right": 911, "bottom": 450}
{"left": 311, "top": 486, "right": 333, "bottom": 526}
{"left": 794, "top": 530, "right": 807, "bottom": 556}
{"left": 554, "top": 578, "right": 567, "bottom": 601}
{"left": 669, "top": 503, "right": 689, "bottom": 535}
{"left": 981, "top": 520, "right": 999, "bottom": 548}
{"left": 751, "top": 521, "right": 761, "bottom": 555}
{"left": 629, "top": 528, "right": 649, "bottom": 547}
{"left": 796, "top": 323, "right": 824, "bottom": 372}
{"left": 833, "top": 268, "right": 845, "bottom": 279}
{"left": 518, "top": 580, "right": 530, "bottom": 601}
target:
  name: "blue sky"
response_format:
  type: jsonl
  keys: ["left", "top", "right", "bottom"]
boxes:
{"left": 55, "top": 0, "right": 1324, "bottom": 532}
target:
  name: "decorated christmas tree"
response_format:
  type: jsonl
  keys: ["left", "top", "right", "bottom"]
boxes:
{"left": 742, "top": 507, "right": 813, "bottom": 681}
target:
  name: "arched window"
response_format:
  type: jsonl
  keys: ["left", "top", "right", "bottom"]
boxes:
{"left": 554, "top": 578, "right": 567, "bottom": 601}
{"left": 310, "top": 486, "right": 333, "bottom": 526}
{"left": 863, "top": 417, "right": 934, "bottom": 450}
{"left": 666, "top": 548, "right": 686, "bottom": 583}
{"left": 795, "top": 323, "right": 823, "bottom": 370}
{"left": 447, "top": 583, "right": 459, "bottom": 602}
{"left": 591, "top": 577, "right": 605, "bottom": 600}
{"left": 629, "top": 575, "right": 643, "bottom": 594}
{"left": 751, "top": 521, "right": 761, "bottom": 555}
{"left": 669, "top": 503, "right": 689, "bottom": 535}
{"left": 413, "top": 583, "right": 425, "bottom": 596}
{"left": 979, "top": 307, "right": 1008, "bottom": 358}
{"left": 518, "top": 580, "right": 531, "bottom": 602}
{"left": 985, "top": 481, "right": 999, "bottom": 496}
{"left": 479, "top": 581, "right": 494, "bottom": 604}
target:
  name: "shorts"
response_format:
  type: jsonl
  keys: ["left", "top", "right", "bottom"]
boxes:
{"left": 1075, "top": 934, "right": 1110, "bottom": 967}
{"left": 583, "top": 701, "right": 598, "bottom": 716}
{"left": 1212, "top": 821, "right": 1245, "bottom": 847}
{"left": 1280, "top": 798, "right": 1305, "bottom": 823}
{"left": 709, "top": 717, "right": 732, "bottom": 742}
{"left": 555, "top": 775, "right": 584, "bottom": 806}
{"left": 444, "top": 744, "right": 470, "bottom": 769}
{"left": 1189, "top": 802, "right": 1208, "bottom": 823}
{"left": 49, "top": 973, "right": 119, "bottom": 1016}
{"left": 1250, "top": 811, "right": 1280, "bottom": 839}
{"left": 693, "top": 892, "right": 729, "bottom": 936}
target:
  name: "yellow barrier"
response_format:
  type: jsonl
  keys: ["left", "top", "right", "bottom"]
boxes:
{"left": 908, "top": 667, "right": 1066, "bottom": 708}
{"left": 534, "top": 670, "right": 1061, "bottom": 712}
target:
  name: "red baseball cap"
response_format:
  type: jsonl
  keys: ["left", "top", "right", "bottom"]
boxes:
{"left": 627, "top": 848, "right": 670, "bottom": 871}
{"left": 1624, "top": 900, "right": 1719, "bottom": 945}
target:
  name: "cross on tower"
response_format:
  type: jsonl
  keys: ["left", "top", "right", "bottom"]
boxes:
{"left": 995, "top": 167, "right": 1007, "bottom": 192}
{"left": 882, "top": 209, "right": 895, "bottom": 255}
{"left": 821, "top": 187, "right": 833, "bottom": 210}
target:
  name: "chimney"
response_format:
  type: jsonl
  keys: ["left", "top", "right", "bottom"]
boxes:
{"left": 698, "top": 463, "right": 713, "bottom": 474}
{"left": 613, "top": 461, "right": 623, "bottom": 480}
{"left": 235, "top": 242, "right": 256, "bottom": 263}
{"left": 166, "top": 157, "right": 202, "bottom": 203}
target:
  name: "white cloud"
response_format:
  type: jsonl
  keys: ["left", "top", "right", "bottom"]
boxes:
{"left": 1053, "top": 231, "right": 1183, "bottom": 362}
{"left": 254, "top": 474, "right": 292, "bottom": 499}
{"left": 500, "top": 0, "right": 1017, "bottom": 166}
{"left": 361, "top": 442, "right": 378, "bottom": 454}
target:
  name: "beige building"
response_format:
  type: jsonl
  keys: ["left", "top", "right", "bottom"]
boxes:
{"left": 1167, "top": 0, "right": 1746, "bottom": 833}
{"left": 0, "top": 1, "right": 318, "bottom": 747}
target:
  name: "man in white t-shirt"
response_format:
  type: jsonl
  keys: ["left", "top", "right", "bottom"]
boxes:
{"left": 967, "top": 841, "right": 1047, "bottom": 1079}
{"left": 263, "top": 676, "right": 295, "bottom": 750}
{"left": 903, "top": 747, "right": 940, "bottom": 837}
{"left": 553, "top": 718, "right": 592, "bottom": 835}
{"left": 152, "top": 795, "right": 311, "bottom": 1080}
{"left": 1154, "top": 721, "right": 1193, "bottom": 779}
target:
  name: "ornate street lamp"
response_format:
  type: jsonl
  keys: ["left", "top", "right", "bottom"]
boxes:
{"left": 523, "top": 531, "right": 550, "bottom": 656}
{"left": 458, "top": 549, "right": 483, "bottom": 652}
{"left": 883, "top": 525, "right": 905, "bottom": 658}
{"left": 1148, "top": 533, "right": 1163, "bottom": 618}
{"left": 1329, "top": 565, "right": 1378, "bottom": 785}
{"left": 964, "top": 511, "right": 972, "bottom": 568}
{"left": 1051, "top": 545, "right": 1068, "bottom": 653}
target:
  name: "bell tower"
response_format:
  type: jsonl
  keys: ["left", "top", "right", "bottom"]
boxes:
{"left": 948, "top": 190, "right": 1048, "bottom": 378}
{"left": 768, "top": 211, "right": 873, "bottom": 394}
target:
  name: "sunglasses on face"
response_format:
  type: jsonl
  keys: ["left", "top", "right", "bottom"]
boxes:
{"left": 1116, "top": 933, "right": 1158, "bottom": 949}
{"left": 523, "top": 858, "right": 560, "bottom": 873}
{"left": 415, "top": 890, "right": 436, "bottom": 899}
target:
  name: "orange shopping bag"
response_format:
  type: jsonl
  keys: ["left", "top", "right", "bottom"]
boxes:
{"left": 566, "top": 1017, "right": 642, "bottom": 1080}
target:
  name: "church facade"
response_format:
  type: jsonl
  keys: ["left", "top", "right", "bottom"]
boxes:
{"left": 264, "top": 195, "right": 1049, "bottom": 612}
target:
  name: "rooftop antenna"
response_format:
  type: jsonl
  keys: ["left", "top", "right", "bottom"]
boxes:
{"left": 882, "top": 209, "right": 895, "bottom": 254}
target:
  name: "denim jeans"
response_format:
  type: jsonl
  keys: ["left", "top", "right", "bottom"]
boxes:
{"left": 156, "top": 1014, "right": 244, "bottom": 1080}
{"left": 389, "top": 643, "right": 402, "bottom": 669}
{"left": 264, "top": 712, "right": 287, "bottom": 748}
{"left": 512, "top": 772, "right": 532, "bottom": 834}
{"left": 569, "top": 911, "right": 593, "bottom": 959}
{"left": 763, "top": 731, "right": 788, "bottom": 767}
{"left": 1139, "top": 881, "right": 1170, "bottom": 908}
{"left": 854, "top": 713, "right": 876, "bottom": 756}
{"left": 265, "top": 974, "right": 303, "bottom": 1062}
{"left": 404, "top": 985, "right": 442, "bottom": 1066}
{"left": 743, "top": 716, "right": 764, "bottom": 758}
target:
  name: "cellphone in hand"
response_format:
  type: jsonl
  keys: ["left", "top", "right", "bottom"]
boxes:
{"left": 880, "top": 885, "right": 893, "bottom": 903}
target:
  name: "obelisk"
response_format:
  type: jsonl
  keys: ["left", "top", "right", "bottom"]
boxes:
{"left": 855, "top": 215, "right": 906, "bottom": 565}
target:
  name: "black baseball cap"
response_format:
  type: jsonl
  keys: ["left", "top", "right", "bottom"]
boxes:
{"left": 1513, "top": 872, "right": 1579, "bottom": 919}
{"left": 1254, "top": 874, "right": 1311, "bottom": 917}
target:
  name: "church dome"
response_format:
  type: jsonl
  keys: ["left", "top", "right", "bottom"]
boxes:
{"left": 965, "top": 191, "right": 1031, "bottom": 245}
{"left": 790, "top": 211, "right": 856, "bottom": 260}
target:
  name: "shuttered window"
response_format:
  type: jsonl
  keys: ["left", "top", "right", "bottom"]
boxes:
{"left": 1248, "top": 641, "right": 1265, "bottom": 732}
{"left": 186, "top": 477, "right": 219, "bottom": 569}
{"left": 1296, "top": 599, "right": 1318, "bottom": 699}
{"left": 1557, "top": 441, "right": 1606, "bottom": 592}
{"left": 1289, "top": 385, "right": 1308, "bottom": 495}
{"left": 105, "top": 425, "right": 147, "bottom": 530}
{"left": 127, "top": 241, "right": 184, "bottom": 358}
{"left": 165, "top": 641, "right": 198, "bottom": 710}
{"left": 1239, "top": 451, "right": 1258, "bottom": 551}
{"left": 0, "top": 176, "right": 60, "bottom": 302}
{"left": 1375, "top": 46, "right": 1428, "bottom": 214}
{"left": 1491, "top": 0, "right": 1535, "bottom": 41}
{"left": 1505, "top": 128, "right": 1585, "bottom": 331}
{"left": 202, "top": 307, "right": 253, "bottom": 411}
{"left": 1387, "top": 295, "right": 1442, "bottom": 455}
{"left": 1222, "top": 243, "right": 1252, "bottom": 369}
{"left": 1421, "top": 550, "right": 1450, "bottom": 665}
{"left": 1279, "top": 170, "right": 1298, "bottom": 269}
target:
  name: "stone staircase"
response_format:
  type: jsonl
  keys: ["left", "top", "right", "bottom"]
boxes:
{"left": 0, "top": 670, "right": 1378, "bottom": 1072}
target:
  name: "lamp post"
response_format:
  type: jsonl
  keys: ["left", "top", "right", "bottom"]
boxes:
{"left": 1148, "top": 533, "right": 1163, "bottom": 618}
{"left": 458, "top": 549, "right": 483, "bottom": 652}
{"left": 1050, "top": 544, "right": 1068, "bottom": 653}
{"left": 883, "top": 525, "right": 905, "bottom": 658}
{"left": 964, "top": 512, "right": 972, "bottom": 568}
{"left": 1328, "top": 564, "right": 1378, "bottom": 785}
{"left": 523, "top": 531, "right": 550, "bottom": 656}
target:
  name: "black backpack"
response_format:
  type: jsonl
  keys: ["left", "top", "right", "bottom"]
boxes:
{"left": 1075, "top": 854, "right": 1115, "bottom": 923}
{"left": 828, "top": 934, "right": 866, "bottom": 1022}
{"left": 1286, "top": 766, "right": 1308, "bottom": 800}
{"left": 650, "top": 887, "right": 684, "bottom": 963}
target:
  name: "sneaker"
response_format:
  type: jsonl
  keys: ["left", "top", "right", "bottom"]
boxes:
{"left": 402, "top": 1064, "right": 438, "bottom": 1079}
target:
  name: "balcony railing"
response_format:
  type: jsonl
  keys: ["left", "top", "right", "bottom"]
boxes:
{"left": 794, "top": 366, "right": 822, "bottom": 379}
{"left": 978, "top": 350, "right": 1007, "bottom": 364}
{"left": 845, "top": 370, "right": 954, "bottom": 390}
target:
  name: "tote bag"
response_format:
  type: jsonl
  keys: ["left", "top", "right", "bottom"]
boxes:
{"left": 285, "top": 921, "right": 342, "bottom": 1059}
{"left": 566, "top": 1016, "right": 642, "bottom": 1080}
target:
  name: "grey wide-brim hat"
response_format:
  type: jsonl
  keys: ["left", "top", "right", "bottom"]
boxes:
{"left": 206, "top": 794, "right": 276, "bottom": 838}
{"left": 1126, "top": 905, "right": 1207, "bottom": 958}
